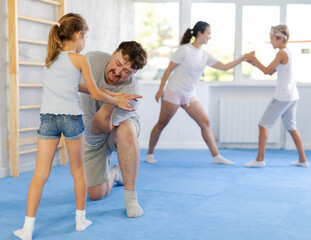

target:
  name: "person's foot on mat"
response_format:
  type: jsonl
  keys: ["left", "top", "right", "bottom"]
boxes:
{"left": 111, "top": 164, "right": 124, "bottom": 185}
{"left": 212, "top": 155, "right": 234, "bottom": 165}
{"left": 145, "top": 154, "right": 157, "bottom": 164}
{"left": 14, "top": 228, "right": 33, "bottom": 240}
{"left": 290, "top": 160, "right": 309, "bottom": 167}
{"left": 245, "top": 159, "right": 265, "bottom": 167}
{"left": 124, "top": 190, "right": 144, "bottom": 218}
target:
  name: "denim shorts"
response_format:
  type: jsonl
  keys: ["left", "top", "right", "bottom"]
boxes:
{"left": 37, "top": 114, "right": 84, "bottom": 140}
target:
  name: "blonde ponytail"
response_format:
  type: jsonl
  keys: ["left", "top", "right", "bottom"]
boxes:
{"left": 44, "top": 13, "right": 89, "bottom": 67}
{"left": 45, "top": 24, "right": 62, "bottom": 67}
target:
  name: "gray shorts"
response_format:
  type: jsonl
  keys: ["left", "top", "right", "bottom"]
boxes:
{"left": 259, "top": 99, "right": 298, "bottom": 131}
{"left": 84, "top": 118, "right": 140, "bottom": 188}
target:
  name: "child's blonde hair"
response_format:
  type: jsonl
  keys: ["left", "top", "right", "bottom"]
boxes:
{"left": 270, "top": 24, "right": 289, "bottom": 43}
{"left": 45, "top": 13, "right": 89, "bottom": 67}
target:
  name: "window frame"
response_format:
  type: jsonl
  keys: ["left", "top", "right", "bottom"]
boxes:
{"left": 134, "top": 0, "right": 311, "bottom": 84}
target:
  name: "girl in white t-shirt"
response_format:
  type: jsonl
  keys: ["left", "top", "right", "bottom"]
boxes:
{"left": 244, "top": 24, "right": 308, "bottom": 168}
{"left": 146, "top": 21, "right": 248, "bottom": 164}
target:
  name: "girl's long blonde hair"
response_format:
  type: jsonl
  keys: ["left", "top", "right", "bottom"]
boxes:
{"left": 45, "top": 13, "right": 89, "bottom": 67}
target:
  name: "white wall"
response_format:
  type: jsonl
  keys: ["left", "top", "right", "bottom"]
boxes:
{"left": 66, "top": 0, "right": 135, "bottom": 54}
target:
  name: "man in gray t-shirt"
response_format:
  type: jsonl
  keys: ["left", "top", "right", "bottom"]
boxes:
{"left": 80, "top": 41, "right": 147, "bottom": 218}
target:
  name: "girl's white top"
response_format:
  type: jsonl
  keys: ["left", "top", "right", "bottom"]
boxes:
{"left": 274, "top": 48, "right": 299, "bottom": 101}
{"left": 40, "top": 51, "right": 83, "bottom": 115}
{"left": 166, "top": 43, "right": 218, "bottom": 97}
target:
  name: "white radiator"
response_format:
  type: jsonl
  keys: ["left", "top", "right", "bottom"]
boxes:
{"left": 219, "top": 98, "right": 282, "bottom": 144}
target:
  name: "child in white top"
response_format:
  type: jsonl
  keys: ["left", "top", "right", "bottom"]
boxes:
{"left": 244, "top": 24, "right": 308, "bottom": 168}
{"left": 146, "top": 21, "right": 248, "bottom": 164}
{"left": 14, "top": 13, "right": 140, "bottom": 240}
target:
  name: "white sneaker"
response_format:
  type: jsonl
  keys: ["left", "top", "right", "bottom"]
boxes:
{"left": 290, "top": 160, "right": 309, "bottom": 167}
{"left": 145, "top": 154, "right": 157, "bottom": 164}
{"left": 111, "top": 164, "right": 124, "bottom": 185}
{"left": 245, "top": 159, "right": 265, "bottom": 167}
{"left": 212, "top": 155, "right": 234, "bottom": 165}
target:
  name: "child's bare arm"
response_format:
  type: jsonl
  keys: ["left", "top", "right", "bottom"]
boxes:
{"left": 247, "top": 50, "right": 285, "bottom": 75}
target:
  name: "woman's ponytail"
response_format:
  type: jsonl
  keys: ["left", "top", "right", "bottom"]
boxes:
{"left": 180, "top": 28, "right": 192, "bottom": 45}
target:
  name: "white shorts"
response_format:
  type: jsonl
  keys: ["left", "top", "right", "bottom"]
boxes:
{"left": 259, "top": 99, "right": 298, "bottom": 131}
{"left": 163, "top": 89, "right": 198, "bottom": 107}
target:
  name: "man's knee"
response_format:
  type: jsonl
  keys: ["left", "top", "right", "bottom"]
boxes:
{"left": 87, "top": 182, "right": 111, "bottom": 201}
{"left": 115, "top": 121, "right": 138, "bottom": 145}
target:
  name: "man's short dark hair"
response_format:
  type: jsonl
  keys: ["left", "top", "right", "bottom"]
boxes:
{"left": 116, "top": 41, "right": 148, "bottom": 70}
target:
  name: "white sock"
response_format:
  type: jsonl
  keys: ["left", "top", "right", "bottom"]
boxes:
{"left": 111, "top": 164, "right": 124, "bottom": 185}
{"left": 124, "top": 190, "right": 144, "bottom": 218}
{"left": 76, "top": 209, "right": 92, "bottom": 231}
{"left": 14, "top": 216, "right": 35, "bottom": 240}
{"left": 212, "top": 155, "right": 234, "bottom": 165}
{"left": 245, "top": 159, "right": 265, "bottom": 167}
{"left": 145, "top": 154, "right": 157, "bottom": 164}
{"left": 290, "top": 160, "right": 309, "bottom": 167}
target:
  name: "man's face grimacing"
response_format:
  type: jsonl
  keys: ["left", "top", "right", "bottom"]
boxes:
{"left": 105, "top": 50, "right": 137, "bottom": 85}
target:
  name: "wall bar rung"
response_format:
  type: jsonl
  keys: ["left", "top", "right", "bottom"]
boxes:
{"left": 19, "top": 148, "right": 37, "bottom": 155}
{"left": 36, "top": 0, "right": 61, "bottom": 6}
{"left": 19, "top": 38, "right": 47, "bottom": 45}
{"left": 19, "top": 144, "right": 63, "bottom": 155}
{"left": 18, "top": 15, "right": 57, "bottom": 25}
{"left": 19, "top": 61, "right": 45, "bottom": 66}
{"left": 19, "top": 135, "right": 37, "bottom": 146}
{"left": 20, "top": 83, "right": 43, "bottom": 88}
{"left": 19, "top": 105, "right": 41, "bottom": 110}
{"left": 20, "top": 127, "right": 39, "bottom": 132}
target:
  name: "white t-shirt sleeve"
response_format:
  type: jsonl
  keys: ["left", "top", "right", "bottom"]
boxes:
{"left": 205, "top": 52, "right": 218, "bottom": 66}
{"left": 171, "top": 45, "right": 187, "bottom": 64}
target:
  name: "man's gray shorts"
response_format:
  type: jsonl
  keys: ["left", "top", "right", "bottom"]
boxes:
{"left": 259, "top": 98, "right": 298, "bottom": 131}
{"left": 84, "top": 118, "right": 140, "bottom": 188}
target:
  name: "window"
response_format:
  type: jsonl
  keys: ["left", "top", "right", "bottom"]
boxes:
{"left": 191, "top": 3, "right": 236, "bottom": 81}
{"left": 134, "top": 2, "right": 179, "bottom": 81}
{"left": 242, "top": 6, "right": 280, "bottom": 81}
{"left": 134, "top": 0, "right": 311, "bottom": 83}
{"left": 287, "top": 4, "right": 311, "bottom": 83}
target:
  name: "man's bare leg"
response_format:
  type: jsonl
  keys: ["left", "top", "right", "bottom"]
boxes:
{"left": 115, "top": 120, "right": 143, "bottom": 217}
{"left": 91, "top": 104, "right": 116, "bottom": 135}
{"left": 87, "top": 171, "right": 117, "bottom": 201}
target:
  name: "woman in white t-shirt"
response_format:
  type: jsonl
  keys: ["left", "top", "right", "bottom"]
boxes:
{"left": 146, "top": 21, "right": 248, "bottom": 164}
